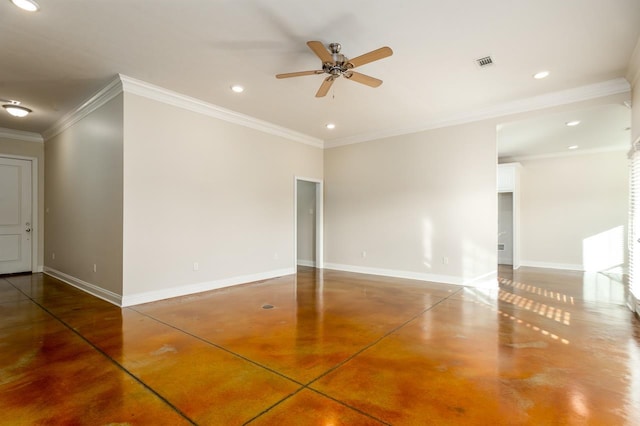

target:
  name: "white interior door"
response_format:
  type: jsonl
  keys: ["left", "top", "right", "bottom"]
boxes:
{"left": 0, "top": 157, "right": 32, "bottom": 274}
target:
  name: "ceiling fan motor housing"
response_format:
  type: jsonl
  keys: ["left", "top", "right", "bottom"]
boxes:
{"left": 325, "top": 43, "right": 350, "bottom": 76}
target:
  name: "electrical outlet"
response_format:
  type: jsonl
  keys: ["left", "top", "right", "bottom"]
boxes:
{"left": 362, "top": 251, "right": 367, "bottom": 258}
{"left": 93, "top": 264, "right": 97, "bottom": 273}
{"left": 193, "top": 262, "right": 199, "bottom": 271}
{"left": 52, "top": 252, "right": 55, "bottom": 260}
{"left": 442, "top": 256, "right": 449, "bottom": 265}
{"left": 273, "top": 252, "right": 279, "bottom": 260}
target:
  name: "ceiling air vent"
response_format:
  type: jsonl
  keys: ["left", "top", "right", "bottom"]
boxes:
{"left": 475, "top": 56, "right": 494, "bottom": 68}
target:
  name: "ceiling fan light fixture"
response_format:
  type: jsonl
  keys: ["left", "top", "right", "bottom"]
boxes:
{"left": 230, "top": 85, "right": 244, "bottom": 93}
{"left": 568, "top": 145, "right": 579, "bottom": 150}
{"left": 565, "top": 120, "right": 581, "bottom": 127}
{"left": 326, "top": 123, "right": 336, "bottom": 130}
{"left": 3, "top": 104, "right": 32, "bottom": 117}
{"left": 10, "top": 0, "right": 40, "bottom": 12}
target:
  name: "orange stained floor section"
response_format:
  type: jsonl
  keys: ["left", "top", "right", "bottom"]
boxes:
{"left": 1, "top": 266, "right": 640, "bottom": 425}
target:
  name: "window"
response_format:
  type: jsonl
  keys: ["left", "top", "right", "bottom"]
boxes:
{"left": 628, "top": 140, "right": 640, "bottom": 314}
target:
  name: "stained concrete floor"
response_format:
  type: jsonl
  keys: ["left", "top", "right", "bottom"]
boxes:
{"left": 1, "top": 266, "right": 639, "bottom": 424}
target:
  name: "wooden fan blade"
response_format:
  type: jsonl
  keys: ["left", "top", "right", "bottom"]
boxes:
{"left": 307, "top": 41, "right": 333, "bottom": 64}
{"left": 345, "top": 71, "right": 383, "bottom": 87}
{"left": 315, "top": 76, "right": 335, "bottom": 97}
{"left": 347, "top": 46, "right": 393, "bottom": 69}
{"left": 276, "top": 70, "right": 323, "bottom": 79}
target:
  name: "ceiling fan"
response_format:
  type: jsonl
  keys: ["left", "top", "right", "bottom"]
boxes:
{"left": 276, "top": 41, "right": 393, "bottom": 97}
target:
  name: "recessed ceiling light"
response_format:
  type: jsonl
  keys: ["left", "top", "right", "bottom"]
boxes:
{"left": 3, "top": 104, "right": 32, "bottom": 117}
{"left": 326, "top": 123, "right": 336, "bottom": 130}
{"left": 568, "top": 145, "right": 579, "bottom": 150}
{"left": 9, "top": 0, "right": 40, "bottom": 12}
{"left": 533, "top": 70, "right": 550, "bottom": 80}
{"left": 230, "top": 85, "right": 244, "bottom": 93}
{"left": 565, "top": 120, "right": 581, "bottom": 127}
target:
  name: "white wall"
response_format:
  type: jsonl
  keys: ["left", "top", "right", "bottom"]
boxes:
{"left": 44, "top": 94, "right": 124, "bottom": 295}
{"left": 519, "top": 151, "right": 628, "bottom": 271}
{"left": 296, "top": 180, "right": 316, "bottom": 266}
{"left": 36, "top": 74, "right": 635, "bottom": 304}
{"left": 0, "top": 136, "right": 44, "bottom": 271}
{"left": 324, "top": 121, "right": 497, "bottom": 286}
{"left": 122, "top": 93, "right": 323, "bottom": 301}
{"left": 498, "top": 93, "right": 631, "bottom": 273}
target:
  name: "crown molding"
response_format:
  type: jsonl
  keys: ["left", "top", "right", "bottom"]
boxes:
{"left": 501, "top": 144, "right": 629, "bottom": 163}
{"left": 0, "top": 127, "right": 43, "bottom": 143}
{"left": 42, "top": 74, "right": 323, "bottom": 148}
{"left": 325, "top": 78, "right": 631, "bottom": 148}
{"left": 119, "top": 74, "right": 324, "bottom": 149}
{"left": 41, "top": 74, "right": 629, "bottom": 151}
{"left": 43, "top": 76, "right": 123, "bottom": 141}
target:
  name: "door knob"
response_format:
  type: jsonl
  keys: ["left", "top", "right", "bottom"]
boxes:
{"left": 25, "top": 222, "right": 31, "bottom": 233}
{"left": 26, "top": 227, "right": 31, "bottom": 233}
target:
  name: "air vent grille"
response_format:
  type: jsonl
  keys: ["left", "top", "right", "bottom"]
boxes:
{"left": 476, "top": 56, "right": 494, "bottom": 67}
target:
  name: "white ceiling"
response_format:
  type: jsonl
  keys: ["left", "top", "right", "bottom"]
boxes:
{"left": 498, "top": 103, "right": 632, "bottom": 160}
{"left": 1, "top": 0, "right": 639, "bottom": 155}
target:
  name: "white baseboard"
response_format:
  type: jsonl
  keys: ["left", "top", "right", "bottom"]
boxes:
{"left": 34, "top": 265, "right": 44, "bottom": 273}
{"left": 44, "top": 267, "right": 122, "bottom": 306}
{"left": 519, "top": 260, "right": 584, "bottom": 271}
{"left": 44, "top": 267, "right": 296, "bottom": 308}
{"left": 323, "top": 263, "right": 497, "bottom": 288}
{"left": 121, "top": 267, "right": 296, "bottom": 307}
{"left": 297, "top": 259, "right": 316, "bottom": 267}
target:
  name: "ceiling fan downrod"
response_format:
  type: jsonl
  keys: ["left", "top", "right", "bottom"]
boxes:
{"left": 325, "top": 42, "right": 349, "bottom": 76}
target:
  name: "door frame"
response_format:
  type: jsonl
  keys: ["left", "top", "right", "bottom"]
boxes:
{"left": 0, "top": 154, "right": 38, "bottom": 273}
{"left": 294, "top": 176, "right": 323, "bottom": 269}
{"left": 497, "top": 163, "right": 521, "bottom": 269}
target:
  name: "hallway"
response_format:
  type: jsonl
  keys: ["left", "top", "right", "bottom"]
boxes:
{"left": 1, "top": 266, "right": 639, "bottom": 424}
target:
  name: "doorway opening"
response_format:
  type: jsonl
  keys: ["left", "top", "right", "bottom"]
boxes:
{"left": 498, "top": 192, "right": 514, "bottom": 266}
{"left": 294, "top": 177, "right": 323, "bottom": 269}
